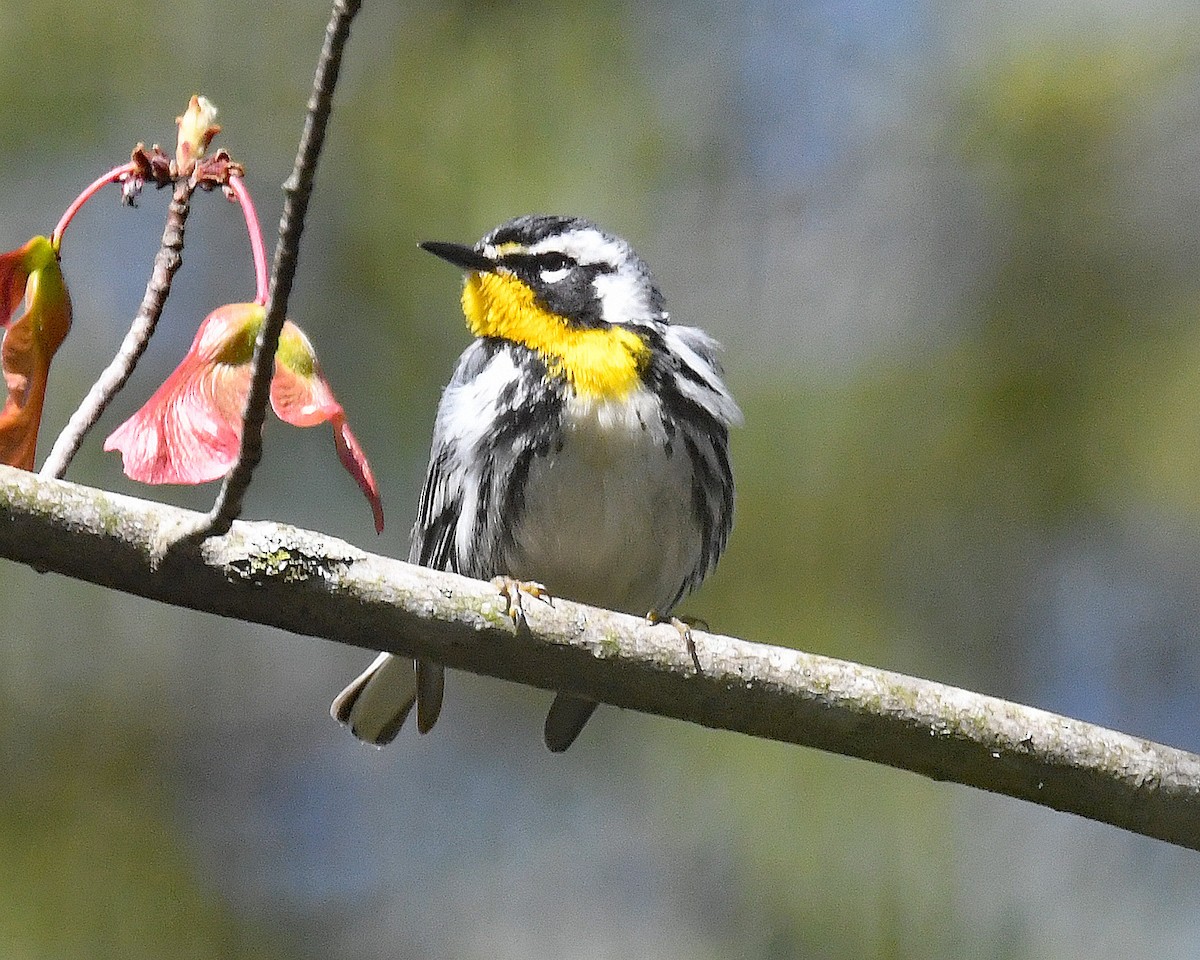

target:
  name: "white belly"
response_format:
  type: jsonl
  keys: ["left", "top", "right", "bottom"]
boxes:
{"left": 506, "top": 387, "right": 698, "bottom": 615}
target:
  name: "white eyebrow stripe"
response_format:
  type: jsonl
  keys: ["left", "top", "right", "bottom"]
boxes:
{"left": 526, "top": 229, "right": 630, "bottom": 267}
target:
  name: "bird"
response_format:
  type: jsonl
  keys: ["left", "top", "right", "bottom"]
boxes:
{"left": 331, "top": 214, "right": 741, "bottom": 751}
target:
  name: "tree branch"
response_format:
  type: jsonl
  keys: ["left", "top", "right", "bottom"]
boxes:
{"left": 1, "top": 463, "right": 1197, "bottom": 850}
{"left": 204, "top": 0, "right": 362, "bottom": 536}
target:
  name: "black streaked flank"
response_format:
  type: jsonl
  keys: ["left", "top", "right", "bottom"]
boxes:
{"left": 471, "top": 342, "right": 567, "bottom": 568}
{"left": 410, "top": 445, "right": 461, "bottom": 571}
{"left": 641, "top": 332, "right": 736, "bottom": 590}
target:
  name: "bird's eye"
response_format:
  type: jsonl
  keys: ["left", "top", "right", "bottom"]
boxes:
{"left": 538, "top": 253, "right": 574, "bottom": 284}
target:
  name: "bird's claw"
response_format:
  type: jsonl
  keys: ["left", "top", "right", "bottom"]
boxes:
{"left": 648, "top": 611, "right": 705, "bottom": 675}
{"left": 492, "top": 576, "right": 552, "bottom": 627}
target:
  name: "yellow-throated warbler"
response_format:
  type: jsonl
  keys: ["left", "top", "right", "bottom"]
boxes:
{"left": 332, "top": 215, "right": 741, "bottom": 751}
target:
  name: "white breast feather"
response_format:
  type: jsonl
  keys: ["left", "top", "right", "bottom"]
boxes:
{"left": 505, "top": 385, "right": 698, "bottom": 615}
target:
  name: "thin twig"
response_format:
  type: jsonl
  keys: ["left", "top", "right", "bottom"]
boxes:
{"left": 40, "top": 179, "right": 194, "bottom": 479}
{"left": 2, "top": 462, "right": 1199, "bottom": 851}
{"left": 202, "top": 0, "right": 363, "bottom": 537}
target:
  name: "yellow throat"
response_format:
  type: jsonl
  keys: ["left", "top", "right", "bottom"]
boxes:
{"left": 461, "top": 271, "right": 649, "bottom": 400}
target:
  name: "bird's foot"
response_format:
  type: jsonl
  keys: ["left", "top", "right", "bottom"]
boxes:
{"left": 492, "top": 576, "right": 553, "bottom": 627}
{"left": 647, "top": 611, "right": 706, "bottom": 675}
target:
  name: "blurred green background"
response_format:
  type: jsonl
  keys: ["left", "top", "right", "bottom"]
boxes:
{"left": 3, "top": 0, "right": 1200, "bottom": 957}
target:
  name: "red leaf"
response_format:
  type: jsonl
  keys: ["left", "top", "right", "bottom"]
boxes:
{"left": 271, "top": 321, "right": 384, "bottom": 531}
{"left": 0, "top": 240, "right": 72, "bottom": 470}
{"left": 269, "top": 322, "right": 341, "bottom": 427}
{"left": 0, "top": 240, "right": 35, "bottom": 327}
{"left": 332, "top": 413, "right": 384, "bottom": 534}
{"left": 106, "top": 302, "right": 384, "bottom": 532}
{"left": 104, "top": 303, "right": 259, "bottom": 483}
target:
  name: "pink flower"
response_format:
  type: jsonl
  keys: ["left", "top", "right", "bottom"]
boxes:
{"left": 0, "top": 236, "right": 72, "bottom": 470}
{"left": 105, "top": 302, "right": 383, "bottom": 532}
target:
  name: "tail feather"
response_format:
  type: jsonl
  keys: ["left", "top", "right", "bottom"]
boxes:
{"left": 335, "top": 655, "right": 598, "bottom": 750}
{"left": 543, "top": 694, "right": 599, "bottom": 752}
{"left": 331, "top": 652, "right": 419, "bottom": 746}
{"left": 416, "top": 659, "right": 445, "bottom": 734}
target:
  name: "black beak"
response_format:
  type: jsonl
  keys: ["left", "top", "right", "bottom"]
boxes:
{"left": 419, "top": 240, "right": 496, "bottom": 273}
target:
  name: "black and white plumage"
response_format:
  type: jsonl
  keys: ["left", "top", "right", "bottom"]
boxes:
{"left": 332, "top": 215, "right": 740, "bottom": 751}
